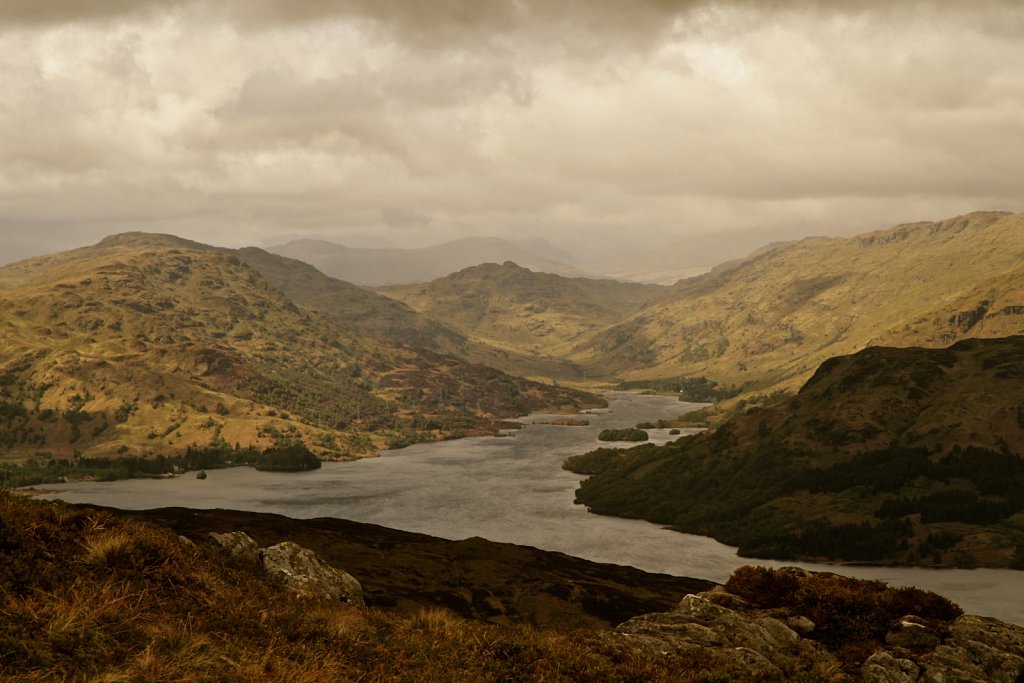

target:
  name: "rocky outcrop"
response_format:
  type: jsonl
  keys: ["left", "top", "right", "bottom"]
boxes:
{"left": 209, "top": 531, "right": 261, "bottom": 568}
{"left": 209, "top": 531, "right": 364, "bottom": 607}
{"left": 918, "top": 615, "right": 1024, "bottom": 682}
{"left": 610, "top": 577, "right": 1024, "bottom": 683}
{"left": 614, "top": 591, "right": 839, "bottom": 679}
{"left": 261, "top": 541, "right": 364, "bottom": 607}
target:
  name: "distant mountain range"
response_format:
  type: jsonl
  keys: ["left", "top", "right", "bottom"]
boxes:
{"left": 268, "top": 236, "right": 591, "bottom": 286}
{"left": 569, "top": 335, "right": 1024, "bottom": 568}
{"left": 0, "top": 233, "right": 599, "bottom": 462}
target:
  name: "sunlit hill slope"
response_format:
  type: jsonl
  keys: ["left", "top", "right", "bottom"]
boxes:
{"left": 380, "top": 261, "right": 666, "bottom": 379}
{"left": 0, "top": 234, "right": 600, "bottom": 463}
{"left": 569, "top": 211, "right": 1024, "bottom": 392}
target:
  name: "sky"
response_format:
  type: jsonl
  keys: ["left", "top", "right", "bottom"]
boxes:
{"left": 1, "top": 0, "right": 1022, "bottom": 267}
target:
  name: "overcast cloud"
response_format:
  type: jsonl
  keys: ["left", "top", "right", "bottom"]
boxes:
{"left": 1, "top": 0, "right": 1022, "bottom": 265}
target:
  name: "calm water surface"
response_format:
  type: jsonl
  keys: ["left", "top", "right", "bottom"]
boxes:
{"left": 41, "top": 393, "right": 1024, "bottom": 625}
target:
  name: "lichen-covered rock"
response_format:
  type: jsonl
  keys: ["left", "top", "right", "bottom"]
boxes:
{"left": 613, "top": 592, "right": 836, "bottom": 678}
{"left": 209, "top": 531, "right": 260, "bottom": 568}
{"left": 261, "top": 541, "right": 364, "bottom": 606}
{"left": 862, "top": 651, "right": 920, "bottom": 683}
{"left": 606, "top": 581, "right": 1024, "bottom": 683}
{"left": 919, "top": 615, "right": 1024, "bottom": 683}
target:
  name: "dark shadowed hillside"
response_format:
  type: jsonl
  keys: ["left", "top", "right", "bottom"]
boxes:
{"left": 569, "top": 336, "right": 1024, "bottom": 567}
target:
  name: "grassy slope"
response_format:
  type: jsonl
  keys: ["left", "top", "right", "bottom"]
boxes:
{"left": 0, "top": 494, "right": 703, "bottom": 682}
{"left": 569, "top": 211, "right": 1024, "bottom": 391}
{"left": 380, "top": 262, "right": 665, "bottom": 379}
{"left": 0, "top": 235, "right": 600, "bottom": 464}
{"left": 569, "top": 336, "right": 1024, "bottom": 567}
{"left": 234, "top": 247, "right": 470, "bottom": 356}
{"left": 1, "top": 493, "right": 964, "bottom": 682}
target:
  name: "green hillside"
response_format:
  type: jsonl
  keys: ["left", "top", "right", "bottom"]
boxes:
{"left": 568, "top": 336, "right": 1024, "bottom": 567}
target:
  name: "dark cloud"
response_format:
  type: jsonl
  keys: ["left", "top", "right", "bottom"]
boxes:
{"left": 0, "top": 0, "right": 1022, "bottom": 267}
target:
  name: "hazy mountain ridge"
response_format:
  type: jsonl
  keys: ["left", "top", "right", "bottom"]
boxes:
{"left": 269, "top": 236, "right": 591, "bottom": 286}
{"left": 569, "top": 211, "right": 1024, "bottom": 392}
{"left": 569, "top": 335, "right": 1024, "bottom": 567}
{"left": 0, "top": 235, "right": 599, "bottom": 463}
{"left": 379, "top": 262, "right": 666, "bottom": 373}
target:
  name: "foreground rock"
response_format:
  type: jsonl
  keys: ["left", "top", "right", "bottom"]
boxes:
{"left": 209, "top": 531, "right": 365, "bottom": 606}
{"left": 262, "top": 541, "right": 364, "bottom": 607}
{"left": 610, "top": 567, "right": 1024, "bottom": 682}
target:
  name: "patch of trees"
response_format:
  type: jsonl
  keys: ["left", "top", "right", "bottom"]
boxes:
{"left": 569, "top": 433, "right": 1024, "bottom": 564}
{"left": 597, "top": 428, "right": 648, "bottom": 442}
{"left": 617, "top": 376, "right": 741, "bottom": 403}
{"left": 563, "top": 447, "right": 636, "bottom": 476}
{"left": 734, "top": 519, "right": 912, "bottom": 562}
{"left": 0, "top": 444, "right": 321, "bottom": 487}
{"left": 876, "top": 490, "right": 1017, "bottom": 525}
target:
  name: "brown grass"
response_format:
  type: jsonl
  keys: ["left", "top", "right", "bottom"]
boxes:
{"left": 0, "top": 492, "right": 800, "bottom": 682}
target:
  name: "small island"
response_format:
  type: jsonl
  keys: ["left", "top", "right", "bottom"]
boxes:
{"left": 597, "top": 428, "right": 649, "bottom": 442}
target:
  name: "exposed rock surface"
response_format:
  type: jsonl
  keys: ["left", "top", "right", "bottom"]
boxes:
{"left": 208, "top": 531, "right": 261, "bottom": 568}
{"left": 862, "top": 651, "right": 920, "bottom": 683}
{"left": 609, "top": 571, "right": 1024, "bottom": 683}
{"left": 614, "top": 591, "right": 838, "bottom": 679}
{"left": 919, "top": 615, "right": 1024, "bottom": 683}
{"left": 209, "top": 530, "right": 364, "bottom": 606}
{"left": 261, "top": 541, "right": 364, "bottom": 607}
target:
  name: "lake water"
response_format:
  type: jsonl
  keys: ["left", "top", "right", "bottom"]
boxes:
{"left": 40, "top": 392, "right": 1023, "bottom": 625}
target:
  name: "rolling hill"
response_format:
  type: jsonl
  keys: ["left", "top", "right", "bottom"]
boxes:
{"left": 379, "top": 262, "right": 666, "bottom": 378}
{"left": 268, "top": 236, "right": 590, "bottom": 286}
{"left": 233, "top": 247, "right": 469, "bottom": 356}
{"left": 567, "top": 336, "right": 1024, "bottom": 568}
{"left": 568, "top": 211, "right": 1024, "bottom": 393}
{"left": 0, "top": 233, "right": 600, "bottom": 466}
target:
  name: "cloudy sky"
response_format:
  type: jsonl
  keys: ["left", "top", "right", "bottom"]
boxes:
{"left": 1, "top": 0, "right": 1022, "bottom": 267}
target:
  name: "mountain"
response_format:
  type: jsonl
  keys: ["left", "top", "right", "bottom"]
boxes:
{"left": 268, "top": 236, "right": 591, "bottom": 286}
{"left": 567, "top": 336, "right": 1024, "bottom": 567}
{"left": 233, "top": 247, "right": 469, "bottom": 355}
{"left": 569, "top": 211, "right": 1024, "bottom": 392}
{"left": 0, "top": 233, "right": 600, "bottom": 464}
{"left": 379, "top": 262, "right": 666, "bottom": 378}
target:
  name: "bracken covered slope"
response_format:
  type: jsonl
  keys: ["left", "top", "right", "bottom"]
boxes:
{"left": 0, "top": 234, "right": 600, "bottom": 463}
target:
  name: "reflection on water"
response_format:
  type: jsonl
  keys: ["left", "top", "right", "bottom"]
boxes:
{"left": 40, "top": 392, "right": 1024, "bottom": 625}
